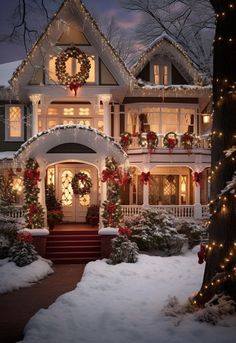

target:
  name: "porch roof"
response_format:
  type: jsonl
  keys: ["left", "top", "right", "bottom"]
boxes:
{"left": 14, "top": 125, "right": 127, "bottom": 166}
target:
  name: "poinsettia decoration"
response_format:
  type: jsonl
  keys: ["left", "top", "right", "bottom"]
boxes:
{"left": 55, "top": 47, "right": 91, "bottom": 95}
{"left": 181, "top": 132, "right": 194, "bottom": 153}
{"left": 163, "top": 132, "right": 178, "bottom": 152}
{"left": 119, "top": 132, "right": 132, "bottom": 150}
{"left": 118, "top": 226, "right": 132, "bottom": 237}
{"left": 71, "top": 172, "right": 93, "bottom": 196}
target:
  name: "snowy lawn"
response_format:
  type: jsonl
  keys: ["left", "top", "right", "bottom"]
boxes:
{"left": 19, "top": 251, "right": 236, "bottom": 343}
{"left": 0, "top": 257, "right": 53, "bottom": 294}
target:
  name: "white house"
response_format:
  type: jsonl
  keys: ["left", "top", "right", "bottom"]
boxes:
{"left": 0, "top": 0, "right": 211, "bottom": 225}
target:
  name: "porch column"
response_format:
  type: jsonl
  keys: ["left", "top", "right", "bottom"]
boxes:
{"left": 100, "top": 94, "right": 112, "bottom": 136}
{"left": 193, "top": 181, "right": 202, "bottom": 220}
{"left": 38, "top": 168, "right": 47, "bottom": 227}
{"left": 142, "top": 168, "right": 150, "bottom": 207}
{"left": 29, "top": 94, "right": 41, "bottom": 136}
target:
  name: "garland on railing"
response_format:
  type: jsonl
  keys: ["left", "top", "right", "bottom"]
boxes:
{"left": 119, "top": 132, "right": 132, "bottom": 151}
{"left": 23, "top": 158, "right": 44, "bottom": 229}
{"left": 163, "top": 132, "right": 178, "bottom": 152}
{"left": 138, "top": 131, "right": 158, "bottom": 153}
{"left": 180, "top": 132, "right": 194, "bottom": 153}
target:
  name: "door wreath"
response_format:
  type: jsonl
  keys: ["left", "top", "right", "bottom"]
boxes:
{"left": 71, "top": 172, "right": 93, "bottom": 196}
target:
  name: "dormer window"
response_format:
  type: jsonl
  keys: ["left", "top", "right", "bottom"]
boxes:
{"left": 153, "top": 64, "right": 169, "bottom": 85}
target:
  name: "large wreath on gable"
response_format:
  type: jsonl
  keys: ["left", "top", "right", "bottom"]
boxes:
{"left": 55, "top": 47, "right": 91, "bottom": 95}
{"left": 71, "top": 172, "right": 93, "bottom": 197}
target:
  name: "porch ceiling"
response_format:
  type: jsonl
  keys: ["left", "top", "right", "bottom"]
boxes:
{"left": 14, "top": 125, "right": 127, "bottom": 166}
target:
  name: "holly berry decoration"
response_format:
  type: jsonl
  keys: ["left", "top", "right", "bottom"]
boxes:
{"left": 55, "top": 47, "right": 91, "bottom": 95}
{"left": 71, "top": 172, "right": 93, "bottom": 196}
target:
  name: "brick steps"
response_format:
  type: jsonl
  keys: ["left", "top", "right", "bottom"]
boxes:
{"left": 46, "top": 228, "right": 101, "bottom": 264}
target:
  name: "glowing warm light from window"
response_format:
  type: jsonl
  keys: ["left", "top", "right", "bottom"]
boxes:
{"left": 203, "top": 114, "right": 211, "bottom": 124}
{"left": 64, "top": 108, "right": 74, "bottom": 116}
{"left": 9, "top": 107, "right": 22, "bottom": 138}
{"left": 12, "top": 177, "right": 23, "bottom": 193}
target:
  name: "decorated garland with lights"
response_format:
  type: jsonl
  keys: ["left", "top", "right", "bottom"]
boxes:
{"left": 71, "top": 172, "right": 93, "bottom": 197}
{"left": 119, "top": 132, "right": 132, "bottom": 150}
{"left": 138, "top": 131, "right": 159, "bottom": 153}
{"left": 163, "top": 132, "right": 178, "bottom": 151}
{"left": 55, "top": 47, "right": 91, "bottom": 95}
{"left": 23, "top": 158, "right": 44, "bottom": 229}
{"left": 101, "top": 157, "right": 131, "bottom": 227}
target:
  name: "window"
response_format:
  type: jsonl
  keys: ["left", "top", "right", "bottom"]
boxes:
{"left": 153, "top": 64, "right": 169, "bottom": 85}
{"left": 49, "top": 55, "right": 96, "bottom": 84}
{"left": 5, "top": 106, "right": 24, "bottom": 141}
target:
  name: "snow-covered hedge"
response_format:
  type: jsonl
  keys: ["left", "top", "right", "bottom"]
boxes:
{"left": 125, "top": 209, "right": 206, "bottom": 255}
{"left": 108, "top": 235, "right": 139, "bottom": 264}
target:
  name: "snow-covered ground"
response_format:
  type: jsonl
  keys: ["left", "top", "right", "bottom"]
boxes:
{"left": 0, "top": 257, "right": 53, "bottom": 294}
{"left": 19, "top": 250, "right": 236, "bottom": 343}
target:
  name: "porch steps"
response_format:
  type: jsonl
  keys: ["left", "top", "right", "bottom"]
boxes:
{"left": 46, "top": 229, "right": 101, "bottom": 264}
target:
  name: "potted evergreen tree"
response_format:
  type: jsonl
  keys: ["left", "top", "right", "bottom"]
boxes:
{"left": 46, "top": 184, "right": 63, "bottom": 230}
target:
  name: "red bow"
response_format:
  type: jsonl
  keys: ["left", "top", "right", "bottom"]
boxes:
{"left": 193, "top": 172, "right": 202, "bottom": 186}
{"left": 69, "top": 81, "right": 81, "bottom": 96}
{"left": 197, "top": 243, "right": 207, "bottom": 264}
{"left": 101, "top": 170, "right": 116, "bottom": 183}
{"left": 141, "top": 172, "right": 151, "bottom": 185}
{"left": 118, "top": 227, "right": 132, "bottom": 237}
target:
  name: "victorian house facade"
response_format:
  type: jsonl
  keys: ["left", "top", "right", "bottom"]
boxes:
{"left": 0, "top": 0, "right": 211, "bottom": 225}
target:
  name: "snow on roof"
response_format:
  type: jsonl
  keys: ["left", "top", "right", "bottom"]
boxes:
{"left": 0, "top": 60, "right": 22, "bottom": 87}
{"left": 0, "top": 151, "right": 15, "bottom": 160}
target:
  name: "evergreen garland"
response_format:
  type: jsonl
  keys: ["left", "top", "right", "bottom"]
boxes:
{"left": 23, "top": 158, "right": 44, "bottom": 229}
{"left": 101, "top": 157, "right": 123, "bottom": 227}
{"left": 0, "top": 169, "right": 17, "bottom": 214}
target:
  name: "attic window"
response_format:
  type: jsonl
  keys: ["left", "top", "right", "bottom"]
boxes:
{"left": 153, "top": 64, "right": 169, "bottom": 85}
{"left": 48, "top": 55, "right": 95, "bottom": 84}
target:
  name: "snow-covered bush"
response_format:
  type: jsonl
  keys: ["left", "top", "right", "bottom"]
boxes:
{"left": 176, "top": 220, "right": 206, "bottom": 248}
{"left": 195, "top": 294, "right": 236, "bottom": 325}
{"left": 9, "top": 232, "right": 38, "bottom": 267}
{"left": 125, "top": 209, "right": 187, "bottom": 255}
{"left": 109, "top": 235, "right": 139, "bottom": 265}
{"left": 0, "top": 216, "right": 18, "bottom": 259}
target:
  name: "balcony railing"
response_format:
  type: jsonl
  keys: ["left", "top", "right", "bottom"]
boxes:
{"left": 117, "top": 134, "right": 210, "bottom": 150}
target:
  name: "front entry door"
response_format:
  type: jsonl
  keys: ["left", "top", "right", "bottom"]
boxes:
{"left": 58, "top": 164, "right": 98, "bottom": 223}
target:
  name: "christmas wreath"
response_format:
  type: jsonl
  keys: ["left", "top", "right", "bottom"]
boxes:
{"left": 71, "top": 172, "right": 93, "bottom": 196}
{"left": 55, "top": 47, "right": 91, "bottom": 95}
{"left": 163, "top": 132, "right": 178, "bottom": 151}
{"left": 180, "top": 132, "right": 194, "bottom": 152}
{"left": 119, "top": 132, "right": 132, "bottom": 150}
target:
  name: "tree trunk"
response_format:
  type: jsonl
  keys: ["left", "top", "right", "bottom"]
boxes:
{"left": 195, "top": 0, "right": 236, "bottom": 306}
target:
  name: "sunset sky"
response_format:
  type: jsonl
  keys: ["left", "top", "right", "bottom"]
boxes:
{"left": 0, "top": 0, "right": 141, "bottom": 63}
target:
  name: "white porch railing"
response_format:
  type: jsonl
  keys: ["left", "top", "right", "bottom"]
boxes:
{"left": 121, "top": 204, "right": 209, "bottom": 219}
{"left": 202, "top": 205, "right": 210, "bottom": 219}
{"left": 7, "top": 207, "right": 25, "bottom": 219}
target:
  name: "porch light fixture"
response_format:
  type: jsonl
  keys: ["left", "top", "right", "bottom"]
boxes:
{"left": 202, "top": 113, "right": 211, "bottom": 124}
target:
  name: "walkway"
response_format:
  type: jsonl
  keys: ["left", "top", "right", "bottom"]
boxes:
{"left": 0, "top": 264, "right": 85, "bottom": 343}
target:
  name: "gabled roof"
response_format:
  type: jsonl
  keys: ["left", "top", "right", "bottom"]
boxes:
{"left": 10, "top": 0, "right": 133, "bottom": 87}
{"left": 131, "top": 33, "right": 208, "bottom": 85}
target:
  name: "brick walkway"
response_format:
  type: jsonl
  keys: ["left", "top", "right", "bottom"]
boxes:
{"left": 0, "top": 264, "right": 85, "bottom": 343}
